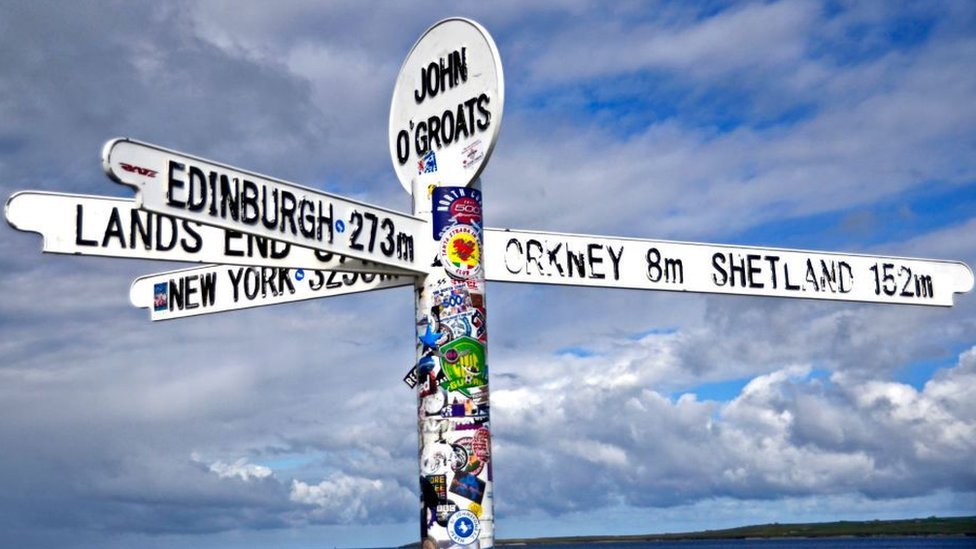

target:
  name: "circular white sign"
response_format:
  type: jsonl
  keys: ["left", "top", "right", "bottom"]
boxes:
{"left": 389, "top": 18, "right": 504, "bottom": 194}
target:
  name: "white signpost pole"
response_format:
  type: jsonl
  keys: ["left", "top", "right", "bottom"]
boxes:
{"left": 392, "top": 18, "right": 504, "bottom": 548}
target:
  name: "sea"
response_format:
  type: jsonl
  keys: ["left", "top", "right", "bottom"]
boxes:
{"left": 480, "top": 540, "right": 975, "bottom": 549}
{"left": 372, "top": 540, "right": 974, "bottom": 549}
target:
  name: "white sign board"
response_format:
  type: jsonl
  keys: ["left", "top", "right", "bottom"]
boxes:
{"left": 130, "top": 265, "right": 410, "bottom": 321}
{"left": 389, "top": 18, "right": 504, "bottom": 192}
{"left": 103, "top": 138, "right": 427, "bottom": 273}
{"left": 4, "top": 191, "right": 410, "bottom": 274}
{"left": 483, "top": 228, "right": 975, "bottom": 307}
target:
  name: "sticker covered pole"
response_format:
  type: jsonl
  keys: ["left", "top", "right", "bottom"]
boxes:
{"left": 412, "top": 180, "right": 493, "bottom": 547}
{"left": 390, "top": 17, "right": 504, "bottom": 547}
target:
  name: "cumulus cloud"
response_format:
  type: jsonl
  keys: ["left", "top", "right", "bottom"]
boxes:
{"left": 1, "top": 2, "right": 974, "bottom": 547}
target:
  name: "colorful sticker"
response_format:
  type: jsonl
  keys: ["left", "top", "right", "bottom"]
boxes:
{"left": 153, "top": 282, "right": 168, "bottom": 312}
{"left": 472, "top": 428, "right": 491, "bottom": 461}
{"left": 449, "top": 472, "right": 486, "bottom": 504}
{"left": 418, "top": 150, "right": 437, "bottom": 175}
{"left": 432, "top": 187, "right": 483, "bottom": 239}
{"left": 438, "top": 336, "right": 487, "bottom": 394}
{"left": 447, "top": 509, "right": 481, "bottom": 545}
{"left": 439, "top": 225, "right": 482, "bottom": 280}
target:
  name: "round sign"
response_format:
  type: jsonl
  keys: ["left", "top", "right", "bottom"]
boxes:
{"left": 389, "top": 18, "right": 504, "bottom": 194}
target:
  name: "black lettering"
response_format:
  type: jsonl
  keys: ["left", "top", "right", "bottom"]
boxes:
{"left": 415, "top": 120, "right": 429, "bottom": 155}
{"left": 427, "top": 114, "right": 442, "bottom": 149}
{"left": 526, "top": 239, "right": 545, "bottom": 276}
{"left": 504, "top": 239, "right": 523, "bottom": 274}
{"left": 168, "top": 278, "right": 184, "bottom": 311}
{"left": 241, "top": 179, "right": 259, "bottom": 224}
{"left": 298, "top": 199, "right": 315, "bottom": 238}
{"left": 187, "top": 166, "right": 207, "bottom": 212}
{"left": 712, "top": 253, "right": 728, "bottom": 286}
{"left": 220, "top": 175, "right": 240, "bottom": 221}
{"left": 180, "top": 220, "right": 202, "bottom": 253}
{"left": 279, "top": 268, "right": 296, "bottom": 294}
{"left": 261, "top": 267, "right": 277, "bottom": 297}
{"left": 455, "top": 103, "right": 470, "bottom": 140}
{"left": 224, "top": 230, "right": 244, "bottom": 257}
{"left": 74, "top": 204, "right": 98, "bottom": 247}
{"left": 764, "top": 255, "right": 780, "bottom": 289}
{"left": 260, "top": 187, "right": 279, "bottom": 229}
{"left": 607, "top": 246, "right": 623, "bottom": 280}
{"left": 396, "top": 130, "right": 410, "bottom": 164}
{"left": 184, "top": 275, "right": 199, "bottom": 310}
{"left": 167, "top": 161, "right": 186, "bottom": 208}
{"left": 200, "top": 271, "right": 217, "bottom": 307}
{"left": 567, "top": 248, "right": 586, "bottom": 278}
{"left": 102, "top": 207, "right": 127, "bottom": 248}
{"left": 747, "top": 254, "right": 763, "bottom": 289}
{"left": 156, "top": 214, "right": 178, "bottom": 251}
{"left": 464, "top": 97, "right": 478, "bottom": 136}
{"left": 317, "top": 201, "right": 334, "bottom": 243}
{"left": 728, "top": 255, "right": 747, "bottom": 287}
{"left": 441, "top": 109, "right": 455, "bottom": 145}
{"left": 476, "top": 94, "right": 491, "bottom": 130}
{"left": 271, "top": 239, "right": 290, "bottom": 259}
{"left": 280, "top": 190, "right": 297, "bottom": 234}
{"left": 546, "top": 242, "right": 565, "bottom": 276}
{"left": 784, "top": 263, "right": 801, "bottom": 290}
{"left": 244, "top": 267, "right": 259, "bottom": 300}
{"left": 129, "top": 210, "right": 151, "bottom": 250}
{"left": 587, "top": 244, "right": 605, "bottom": 279}
{"left": 805, "top": 259, "right": 820, "bottom": 291}
{"left": 839, "top": 262, "right": 853, "bottom": 293}
{"left": 228, "top": 267, "right": 244, "bottom": 302}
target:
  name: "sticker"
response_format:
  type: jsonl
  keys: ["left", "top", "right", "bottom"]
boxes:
{"left": 426, "top": 474, "right": 448, "bottom": 500}
{"left": 418, "top": 150, "right": 438, "bottom": 175}
{"left": 418, "top": 324, "right": 445, "bottom": 350}
{"left": 403, "top": 366, "right": 419, "bottom": 388}
{"left": 472, "top": 428, "right": 491, "bottom": 461}
{"left": 447, "top": 509, "right": 481, "bottom": 545}
{"left": 450, "top": 442, "right": 470, "bottom": 472}
{"left": 462, "top": 140, "right": 484, "bottom": 170}
{"left": 468, "top": 502, "right": 483, "bottom": 518}
{"left": 439, "top": 336, "right": 487, "bottom": 394}
{"left": 439, "top": 225, "right": 482, "bottom": 280}
{"left": 153, "top": 282, "right": 168, "bottom": 312}
{"left": 436, "top": 500, "right": 459, "bottom": 527}
{"left": 433, "top": 187, "right": 483, "bottom": 239}
{"left": 449, "top": 473, "right": 486, "bottom": 504}
{"left": 452, "top": 436, "right": 484, "bottom": 475}
{"left": 421, "top": 443, "right": 454, "bottom": 475}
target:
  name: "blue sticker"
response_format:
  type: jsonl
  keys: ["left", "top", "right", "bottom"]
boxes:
{"left": 294, "top": 269, "right": 305, "bottom": 281}
{"left": 418, "top": 324, "right": 443, "bottom": 350}
{"left": 432, "top": 187, "right": 482, "bottom": 240}
{"left": 447, "top": 509, "right": 481, "bottom": 545}
{"left": 335, "top": 220, "right": 346, "bottom": 233}
{"left": 153, "top": 282, "right": 168, "bottom": 312}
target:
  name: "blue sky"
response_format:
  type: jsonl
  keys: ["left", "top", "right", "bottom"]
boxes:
{"left": 1, "top": 1, "right": 975, "bottom": 548}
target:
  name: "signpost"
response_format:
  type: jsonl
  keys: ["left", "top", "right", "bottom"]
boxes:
{"left": 483, "top": 228, "right": 975, "bottom": 307}
{"left": 3, "top": 15, "right": 974, "bottom": 549}
{"left": 130, "top": 264, "right": 409, "bottom": 321}
{"left": 103, "top": 138, "right": 426, "bottom": 273}
{"left": 5, "top": 191, "right": 409, "bottom": 274}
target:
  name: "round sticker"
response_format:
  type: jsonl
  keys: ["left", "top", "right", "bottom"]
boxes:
{"left": 447, "top": 509, "right": 481, "bottom": 545}
{"left": 439, "top": 225, "right": 482, "bottom": 280}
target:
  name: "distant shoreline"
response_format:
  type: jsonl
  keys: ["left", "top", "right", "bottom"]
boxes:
{"left": 398, "top": 516, "right": 975, "bottom": 548}
{"left": 495, "top": 516, "right": 976, "bottom": 546}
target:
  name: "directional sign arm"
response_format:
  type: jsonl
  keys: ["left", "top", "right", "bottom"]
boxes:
{"left": 102, "top": 138, "right": 428, "bottom": 273}
{"left": 5, "top": 191, "right": 411, "bottom": 274}
{"left": 483, "top": 228, "right": 975, "bottom": 307}
{"left": 130, "top": 264, "right": 412, "bottom": 321}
